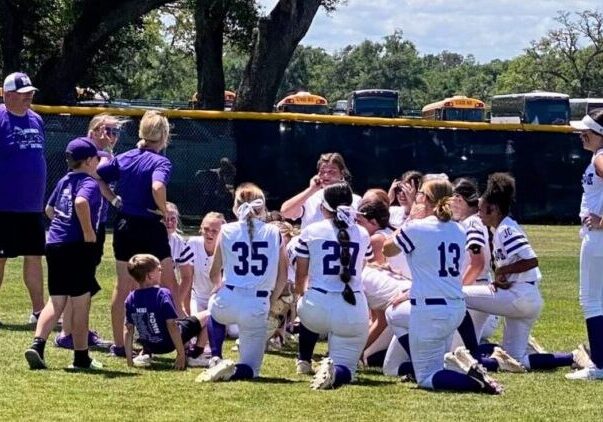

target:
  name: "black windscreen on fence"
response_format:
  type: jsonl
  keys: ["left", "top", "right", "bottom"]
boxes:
{"left": 41, "top": 111, "right": 587, "bottom": 225}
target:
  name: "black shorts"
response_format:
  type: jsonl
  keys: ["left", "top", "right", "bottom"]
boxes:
{"left": 113, "top": 214, "right": 171, "bottom": 262}
{"left": 143, "top": 316, "right": 202, "bottom": 355}
{"left": 46, "top": 242, "right": 98, "bottom": 297}
{"left": 0, "top": 212, "right": 45, "bottom": 258}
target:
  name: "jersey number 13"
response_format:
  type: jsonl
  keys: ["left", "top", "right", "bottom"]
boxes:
{"left": 437, "top": 241, "right": 461, "bottom": 277}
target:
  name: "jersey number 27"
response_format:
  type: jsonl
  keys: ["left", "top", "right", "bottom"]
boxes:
{"left": 232, "top": 241, "right": 268, "bottom": 276}
{"left": 322, "top": 241, "right": 360, "bottom": 276}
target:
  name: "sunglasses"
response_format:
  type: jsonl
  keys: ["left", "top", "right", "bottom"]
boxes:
{"left": 104, "top": 127, "right": 120, "bottom": 137}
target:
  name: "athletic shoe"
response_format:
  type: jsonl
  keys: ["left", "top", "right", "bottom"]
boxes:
{"left": 467, "top": 363, "right": 504, "bottom": 395}
{"left": 231, "top": 339, "right": 239, "bottom": 352}
{"left": 88, "top": 331, "right": 112, "bottom": 348}
{"left": 565, "top": 367, "right": 603, "bottom": 380}
{"left": 24, "top": 348, "right": 47, "bottom": 370}
{"left": 399, "top": 373, "right": 416, "bottom": 383}
{"left": 67, "top": 359, "right": 103, "bottom": 370}
{"left": 133, "top": 353, "right": 152, "bottom": 368}
{"left": 28, "top": 312, "right": 39, "bottom": 325}
{"left": 454, "top": 346, "right": 478, "bottom": 371}
{"left": 527, "top": 336, "right": 546, "bottom": 354}
{"left": 187, "top": 355, "right": 211, "bottom": 368}
{"left": 266, "top": 336, "right": 283, "bottom": 352}
{"left": 572, "top": 344, "right": 594, "bottom": 370}
{"left": 109, "top": 344, "right": 127, "bottom": 358}
{"left": 208, "top": 356, "right": 222, "bottom": 368}
{"left": 195, "top": 359, "right": 236, "bottom": 382}
{"left": 310, "top": 358, "right": 335, "bottom": 390}
{"left": 296, "top": 359, "right": 314, "bottom": 375}
{"left": 491, "top": 347, "right": 527, "bottom": 373}
{"left": 54, "top": 333, "right": 74, "bottom": 350}
{"left": 444, "top": 352, "right": 469, "bottom": 374}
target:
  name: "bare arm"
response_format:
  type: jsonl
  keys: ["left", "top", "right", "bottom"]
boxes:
{"left": 370, "top": 233, "right": 386, "bottom": 264}
{"left": 124, "top": 323, "right": 135, "bottom": 367}
{"left": 462, "top": 249, "right": 486, "bottom": 285}
{"left": 271, "top": 244, "right": 289, "bottom": 304}
{"left": 383, "top": 233, "right": 402, "bottom": 257}
{"left": 209, "top": 234, "right": 224, "bottom": 289}
{"left": 179, "top": 265, "right": 194, "bottom": 315}
{"left": 280, "top": 176, "right": 321, "bottom": 219}
{"left": 151, "top": 181, "right": 168, "bottom": 216}
{"left": 166, "top": 319, "right": 186, "bottom": 370}
{"left": 74, "top": 196, "right": 96, "bottom": 243}
{"left": 365, "top": 310, "right": 387, "bottom": 351}
{"left": 45, "top": 205, "right": 55, "bottom": 220}
{"left": 495, "top": 257, "right": 538, "bottom": 277}
{"left": 294, "top": 257, "right": 310, "bottom": 296}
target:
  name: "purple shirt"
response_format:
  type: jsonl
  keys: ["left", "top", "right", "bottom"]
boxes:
{"left": 125, "top": 286, "right": 178, "bottom": 352}
{"left": 46, "top": 172, "right": 101, "bottom": 244}
{"left": 97, "top": 148, "right": 171, "bottom": 219}
{"left": 0, "top": 105, "right": 46, "bottom": 212}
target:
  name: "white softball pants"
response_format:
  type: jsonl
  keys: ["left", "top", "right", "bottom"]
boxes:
{"left": 579, "top": 231, "right": 603, "bottom": 319}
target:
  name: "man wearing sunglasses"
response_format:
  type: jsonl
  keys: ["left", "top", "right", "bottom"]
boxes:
{"left": 0, "top": 72, "right": 47, "bottom": 325}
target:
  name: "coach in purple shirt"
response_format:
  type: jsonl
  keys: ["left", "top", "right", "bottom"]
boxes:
{"left": 0, "top": 72, "right": 46, "bottom": 324}
{"left": 97, "top": 110, "right": 182, "bottom": 357}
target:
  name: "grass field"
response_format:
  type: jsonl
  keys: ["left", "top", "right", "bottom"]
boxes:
{"left": 1, "top": 226, "right": 603, "bottom": 421}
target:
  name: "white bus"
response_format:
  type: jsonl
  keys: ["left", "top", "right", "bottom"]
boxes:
{"left": 570, "top": 98, "right": 603, "bottom": 121}
{"left": 490, "top": 91, "right": 570, "bottom": 125}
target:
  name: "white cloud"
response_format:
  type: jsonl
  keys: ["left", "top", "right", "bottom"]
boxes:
{"left": 257, "top": 0, "right": 601, "bottom": 62}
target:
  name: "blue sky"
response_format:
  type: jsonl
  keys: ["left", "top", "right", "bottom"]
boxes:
{"left": 258, "top": 1, "right": 601, "bottom": 63}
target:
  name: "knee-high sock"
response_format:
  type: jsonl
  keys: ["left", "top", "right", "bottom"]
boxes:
{"left": 297, "top": 323, "right": 319, "bottom": 362}
{"left": 231, "top": 363, "right": 254, "bottom": 380}
{"left": 333, "top": 365, "right": 352, "bottom": 388}
{"left": 397, "top": 334, "right": 411, "bottom": 359}
{"left": 208, "top": 316, "right": 226, "bottom": 359}
{"left": 457, "top": 311, "right": 480, "bottom": 356}
{"left": 586, "top": 315, "right": 603, "bottom": 368}
{"left": 431, "top": 369, "right": 482, "bottom": 392}
{"left": 528, "top": 353, "right": 573, "bottom": 370}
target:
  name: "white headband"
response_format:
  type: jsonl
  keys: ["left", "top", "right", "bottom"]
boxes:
{"left": 237, "top": 198, "right": 264, "bottom": 221}
{"left": 571, "top": 115, "right": 603, "bottom": 136}
{"left": 322, "top": 200, "right": 362, "bottom": 226}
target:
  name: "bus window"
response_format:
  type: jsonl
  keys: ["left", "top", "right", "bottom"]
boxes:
{"left": 570, "top": 98, "right": 603, "bottom": 121}
{"left": 275, "top": 91, "right": 329, "bottom": 114}
{"left": 491, "top": 91, "right": 569, "bottom": 125}
{"left": 347, "top": 89, "right": 399, "bottom": 117}
{"left": 422, "top": 96, "right": 485, "bottom": 122}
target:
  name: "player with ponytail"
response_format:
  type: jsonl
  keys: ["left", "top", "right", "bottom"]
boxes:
{"left": 294, "top": 182, "right": 373, "bottom": 389}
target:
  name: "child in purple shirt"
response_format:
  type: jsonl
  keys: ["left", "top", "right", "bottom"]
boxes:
{"left": 25, "top": 138, "right": 103, "bottom": 370}
{"left": 125, "top": 254, "right": 209, "bottom": 369}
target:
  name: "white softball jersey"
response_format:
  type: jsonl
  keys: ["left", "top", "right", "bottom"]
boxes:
{"left": 461, "top": 213, "right": 492, "bottom": 283}
{"left": 362, "top": 266, "right": 411, "bottom": 311}
{"left": 169, "top": 232, "right": 194, "bottom": 267}
{"left": 286, "top": 235, "right": 300, "bottom": 282}
{"left": 220, "top": 219, "right": 282, "bottom": 291}
{"left": 393, "top": 216, "right": 466, "bottom": 301}
{"left": 300, "top": 189, "right": 362, "bottom": 229}
{"left": 389, "top": 205, "right": 408, "bottom": 228}
{"left": 580, "top": 149, "right": 603, "bottom": 219}
{"left": 295, "top": 219, "right": 373, "bottom": 292}
{"left": 188, "top": 236, "right": 215, "bottom": 304}
{"left": 376, "top": 226, "right": 412, "bottom": 279}
{"left": 491, "top": 216, "right": 541, "bottom": 283}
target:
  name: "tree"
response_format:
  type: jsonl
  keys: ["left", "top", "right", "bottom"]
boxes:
{"left": 235, "top": 0, "right": 344, "bottom": 111}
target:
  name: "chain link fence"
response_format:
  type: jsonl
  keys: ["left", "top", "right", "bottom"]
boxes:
{"left": 38, "top": 108, "right": 587, "bottom": 225}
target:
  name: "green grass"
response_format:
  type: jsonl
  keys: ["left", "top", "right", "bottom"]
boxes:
{"left": 1, "top": 226, "right": 603, "bottom": 421}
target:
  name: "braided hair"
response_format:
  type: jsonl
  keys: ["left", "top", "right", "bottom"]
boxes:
{"left": 233, "top": 182, "right": 266, "bottom": 244}
{"left": 323, "top": 182, "right": 356, "bottom": 305}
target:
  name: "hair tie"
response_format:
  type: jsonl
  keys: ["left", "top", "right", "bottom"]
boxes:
{"left": 237, "top": 198, "right": 264, "bottom": 221}
{"left": 336, "top": 205, "right": 362, "bottom": 226}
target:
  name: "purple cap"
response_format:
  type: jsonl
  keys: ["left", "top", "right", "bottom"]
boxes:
{"left": 66, "top": 137, "right": 99, "bottom": 161}
{"left": 3, "top": 72, "right": 38, "bottom": 93}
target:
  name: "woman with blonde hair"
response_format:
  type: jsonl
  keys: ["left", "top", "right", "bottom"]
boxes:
{"left": 97, "top": 110, "right": 181, "bottom": 358}
{"left": 197, "top": 183, "right": 288, "bottom": 382}
{"left": 383, "top": 178, "right": 502, "bottom": 394}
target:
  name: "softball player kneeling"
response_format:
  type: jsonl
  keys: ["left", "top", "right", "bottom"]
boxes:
{"left": 383, "top": 178, "right": 502, "bottom": 394}
{"left": 295, "top": 182, "right": 373, "bottom": 389}
{"left": 196, "top": 183, "right": 288, "bottom": 382}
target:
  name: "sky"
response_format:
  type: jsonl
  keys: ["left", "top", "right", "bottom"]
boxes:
{"left": 257, "top": 0, "right": 601, "bottom": 63}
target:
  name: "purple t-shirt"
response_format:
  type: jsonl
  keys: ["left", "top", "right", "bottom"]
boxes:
{"left": 0, "top": 105, "right": 46, "bottom": 212}
{"left": 97, "top": 148, "right": 171, "bottom": 219}
{"left": 125, "top": 286, "right": 178, "bottom": 352}
{"left": 46, "top": 172, "right": 101, "bottom": 244}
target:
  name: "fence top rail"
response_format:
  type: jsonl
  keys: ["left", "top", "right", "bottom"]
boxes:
{"left": 31, "top": 105, "right": 575, "bottom": 133}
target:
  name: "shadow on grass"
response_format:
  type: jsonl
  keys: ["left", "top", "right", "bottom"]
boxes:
{"left": 63, "top": 368, "right": 140, "bottom": 379}
{"left": 0, "top": 323, "right": 62, "bottom": 333}
{"left": 355, "top": 377, "right": 397, "bottom": 387}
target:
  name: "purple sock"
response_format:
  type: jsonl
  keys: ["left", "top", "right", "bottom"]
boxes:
{"left": 457, "top": 311, "right": 480, "bottom": 357}
{"left": 479, "top": 356, "right": 499, "bottom": 372}
{"left": 333, "top": 364, "right": 352, "bottom": 388}
{"left": 477, "top": 343, "right": 497, "bottom": 356}
{"left": 230, "top": 363, "right": 254, "bottom": 380}
{"left": 398, "top": 361, "right": 415, "bottom": 378}
{"left": 208, "top": 316, "right": 226, "bottom": 359}
{"left": 297, "top": 324, "right": 319, "bottom": 362}
{"left": 397, "top": 334, "right": 412, "bottom": 359}
{"left": 365, "top": 350, "right": 387, "bottom": 367}
{"left": 431, "top": 369, "right": 481, "bottom": 392}
{"left": 586, "top": 315, "right": 603, "bottom": 368}
{"left": 528, "top": 353, "right": 573, "bottom": 370}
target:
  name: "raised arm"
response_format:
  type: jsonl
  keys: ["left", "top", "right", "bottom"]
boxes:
{"left": 280, "top": 175, "right": 321, "bottom": 219}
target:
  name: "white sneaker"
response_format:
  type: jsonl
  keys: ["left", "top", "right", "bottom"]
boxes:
{"left": 572, "top": 344, "right": 594, "bottom": 370}
{"left": 526, "top": 336, "right": 546, "bottom": 355}
{"left": 208, "top": 356, "right": 222, "bottom": 368}
{"left": 453, "top": 346, "right": 478, "bottom": 371}
{"left": 195, "top": 359, "right": 236, "bottom": 382}
{"left": 444, "top": 352, "right": 469, "bottom": 374}
{"left": 296, "top": 359, "right": 314, "bottom": 375}
{"left": 266, "top": 336, "right": 283, "bottom": 352}
{"left": 565, "top": 367, "right": 603, "bottom": 380}
{"left": 491, "top": 347, "right": 527, "bottom": 373}
{"left": 311, "top": 358, "right": 335, "bottom": 390}
{"left": 133, "top": 353, "right": 152, "bottom": 368}
{"left": 187, "top": 355, "right": 211, "bottom": 368}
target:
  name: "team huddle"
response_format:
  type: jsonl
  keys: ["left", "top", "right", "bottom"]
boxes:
{"left": 2, "top": 72, "right": 603, "bottom": 394}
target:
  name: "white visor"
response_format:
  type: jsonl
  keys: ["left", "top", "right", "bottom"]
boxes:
{"left": 570, "top": 115, "right": 603, "bottom": 136}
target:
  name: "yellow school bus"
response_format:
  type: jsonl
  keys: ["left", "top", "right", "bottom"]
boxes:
{"left": 422, "top": 95, "right": 485, "bottom": 122}
{"left": 275, "top": 91, "right": 329, "bottom": 114}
